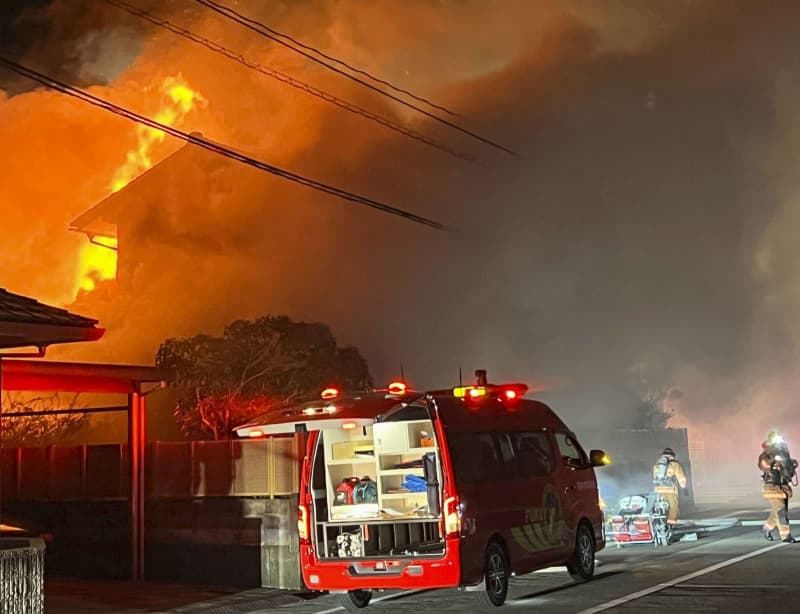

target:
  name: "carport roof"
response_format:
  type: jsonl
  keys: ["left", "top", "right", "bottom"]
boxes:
{"left": 0, "top": 288, "right": 104, "bottom": 349}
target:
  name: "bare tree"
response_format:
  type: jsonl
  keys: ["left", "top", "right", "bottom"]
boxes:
{"left": 1, "top": 392, "right": 88, "bottom": 447}
{"left": 632, "top": 388, "right": 674, "bottom": 430}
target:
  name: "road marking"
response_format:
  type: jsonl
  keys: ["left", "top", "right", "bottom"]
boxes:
{"left": 720, "top": 509, "right": 755, "bottom": 518}
{"left": 573, "top": 542, "right": 785, "bottom": 614}
{"left": 740, "top": 520, "right": 800, "bottom": 526}
{"left": 676, "top": 584, "right": 794, "bottom": 589}
{"left": 308, "top": 588, "right": 428, "bottom": 614}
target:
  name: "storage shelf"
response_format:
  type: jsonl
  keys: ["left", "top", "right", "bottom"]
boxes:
{"left": 382, "top": 492, "right": 427, "bottom": 500}
{"left": 323, "top": 420, "right": 440, "bottom": 522}
{"left": 327, "top": 458, "right": 376, "bottom": 466}
{"left": 379, "top": 468, "right": 424, "bottom": 476}
{"left": 379, "top": 447, "right": 436, "bottom": 457}
{"left": 328, "top": 458, "right": 375, "bottom": 465}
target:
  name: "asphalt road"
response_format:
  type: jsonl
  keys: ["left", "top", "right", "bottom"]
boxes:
{"left": 46, "top": 502, "right": 800, "bottom": 614}
{"left": 269, "top": 505, "right": 800, "bottom": 614}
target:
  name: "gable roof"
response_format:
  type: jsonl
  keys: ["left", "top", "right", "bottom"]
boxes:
{"left": 0, "top": 288, "right": 104, "bottom": 349}
{"left": 68, "top": 133, "right": 233, "bottom": 235}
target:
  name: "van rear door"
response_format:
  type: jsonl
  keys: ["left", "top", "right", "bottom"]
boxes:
{"left": 234, "top": 395, "right": 413, "bottom": 437}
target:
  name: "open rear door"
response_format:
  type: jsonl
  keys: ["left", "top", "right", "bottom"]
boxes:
{"left": 234, "top": 394, "right": 415, "bottom": 437}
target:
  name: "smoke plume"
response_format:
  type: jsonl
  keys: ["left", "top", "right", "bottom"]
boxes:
{"left": 3, "top": 0, "right": 800, "bottom": 477}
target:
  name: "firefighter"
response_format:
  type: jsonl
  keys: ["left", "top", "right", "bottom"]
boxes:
{"left": 652, "top": 447, "right": 687, "bottom": 526}
{"left": 759, "top": 431, "right": 797, "bottom": 543}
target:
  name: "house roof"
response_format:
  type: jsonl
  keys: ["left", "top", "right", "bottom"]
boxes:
{"left": 68, "top": 141, "right": 190, "bottom": 234}
{"left": 68, "top": 141, "right": 191, "bottom": 236}
{"left": 0, "top": 288, "right": 104, "bottom": 349}
{"left": 69, "top": 133, "right": 229, "bottom": 235}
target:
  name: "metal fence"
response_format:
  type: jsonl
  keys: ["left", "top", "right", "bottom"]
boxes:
{"left": 1, "top": 437, "right": 299, "bottom": 501}
{"left": 0, "top": 538, "right": 44, "bottom": 614}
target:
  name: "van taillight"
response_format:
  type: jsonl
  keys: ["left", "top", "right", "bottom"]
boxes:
{"left": 298, "top": 504, "right": 310, "bottom": 543}
{"left": 443, "top": 496, "right": 461, "bottom": 538}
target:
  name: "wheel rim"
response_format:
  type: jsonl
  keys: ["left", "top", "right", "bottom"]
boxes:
{"left": 578, "top": 531, "right": 593, "bottom": 571}
{"left": 487, "top": 551, "right": 506, "bottom": 597}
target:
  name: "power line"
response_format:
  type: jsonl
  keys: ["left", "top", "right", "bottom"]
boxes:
{"left": 203, "top": 1, "right": 459, "bottom": 118}
{"left": 101, "top": 0, "right": 479, "bottom": 165}
{"left": 0, "top": 57, "right": 445, "bottom": 231}
{"left": 193, "top": 0, "right": 518, "bottom": 157}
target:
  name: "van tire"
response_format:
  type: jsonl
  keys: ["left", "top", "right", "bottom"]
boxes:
{"left": 474, "top": 541, "right": 510, "bottom": 608}
{"left": 338, "top": 589, "right": 372, "bottom": 610}
{"left": 567, "top": 523, "right": 595, "bottom": 582}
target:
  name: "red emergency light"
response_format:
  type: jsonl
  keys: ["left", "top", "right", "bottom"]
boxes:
{"left": 387, "top": 381, "right": 408, "bottom": 395}
{"left": 321, "top": 387, "right": 340, "bottom": 400}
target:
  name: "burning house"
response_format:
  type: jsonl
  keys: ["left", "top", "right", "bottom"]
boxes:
{"left": 68, "top": 135, "right": 229, "bottom": 292}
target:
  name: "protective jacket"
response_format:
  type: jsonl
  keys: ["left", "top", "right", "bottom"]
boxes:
{"left": 759, "top": 444, "right": 795, "bottom": 499}
{"left": 759, "top": 441, "right": 796, "bottom": 541}
{"left": 652, "top": 453, "right": 687, "bottom": 495}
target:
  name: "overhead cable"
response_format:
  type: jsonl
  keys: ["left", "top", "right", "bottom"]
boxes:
{"left": 0, "top": 57, "right": 445, "bottom": 231}
{"left": 101, "top": 0, "right": 479, "bottom": 165}
{"left": 197, "top": 0, "right": 459, "bottom": 117}
{"left": 193, "top": 0, "right": 518, "bottom": 157}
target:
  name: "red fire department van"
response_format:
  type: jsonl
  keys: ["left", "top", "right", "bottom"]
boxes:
{"left": 235, "top": 372, "right": 609, "bottom": 610}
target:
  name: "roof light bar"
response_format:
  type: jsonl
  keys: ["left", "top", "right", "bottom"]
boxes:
{"left": 453, "top": 383, "right": 529, "bottom": 401}
{"left": 453, "top": 386, "right": 487, "bottom": 399}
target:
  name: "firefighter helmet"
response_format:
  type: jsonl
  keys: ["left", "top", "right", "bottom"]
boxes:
{"left": 767, "top": 431, "right": 783, "bottom": 446}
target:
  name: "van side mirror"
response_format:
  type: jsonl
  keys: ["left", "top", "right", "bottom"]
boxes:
{"left": 589, "top": 449, "right": 611, "bottom": 467}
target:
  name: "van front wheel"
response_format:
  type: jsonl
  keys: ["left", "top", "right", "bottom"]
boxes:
{"left": 567, "top": 523, "right": 595, "bottom": 582}
{"left": 474, "top": 541, "right": 509, "bottom": 608}
{"left": 338, "top": 589, "right": 372, "bottom": 611}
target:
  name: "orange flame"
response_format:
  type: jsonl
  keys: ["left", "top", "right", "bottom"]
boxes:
{"left": 75, "top": 238, "right": 118, "bottom": 294}
{"left": 110, "top": 76, "right": 205, "bottom": 193}
{"left": 73, "top": 76, "right": 205, "bottom": 297}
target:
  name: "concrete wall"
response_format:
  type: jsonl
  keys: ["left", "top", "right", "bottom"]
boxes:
{"left": 585, "top": 427, "right": 695, "bottom": 511}
{"left": 3, "top": 497, "right": 302, "bottom": 589}
{"left": 1, "top": 439, "right": 304, "bottom": 589}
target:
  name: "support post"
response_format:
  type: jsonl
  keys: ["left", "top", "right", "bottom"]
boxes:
{"left": 0, "top": 356, "right": 3, "bottom": 525}
{"left": 128, "top": 390, "right": 146, "bottom": 580}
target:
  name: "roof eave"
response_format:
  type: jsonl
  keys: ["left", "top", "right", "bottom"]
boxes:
{"left": 0, "top": 321, "right": 105, "bottom": 350}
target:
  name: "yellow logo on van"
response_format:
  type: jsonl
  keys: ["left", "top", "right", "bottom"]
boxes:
{"left": 511, "top": 484, "right": 568, "bottom": 553}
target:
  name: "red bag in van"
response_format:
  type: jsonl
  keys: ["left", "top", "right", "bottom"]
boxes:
{"left": 334, "top": 477, "right": 361, "bottom": 506}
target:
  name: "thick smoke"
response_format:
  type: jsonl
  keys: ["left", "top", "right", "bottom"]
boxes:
{"left": 0, "top": 0, "right": 143, "bottom": 93}
{"left": 3, "top": 1, "right": 800, "bottom": 477}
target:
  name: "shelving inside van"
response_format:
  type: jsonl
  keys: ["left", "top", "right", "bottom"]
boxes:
{"left": 311, "top": 414, "right": 445, "bottom": 560}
